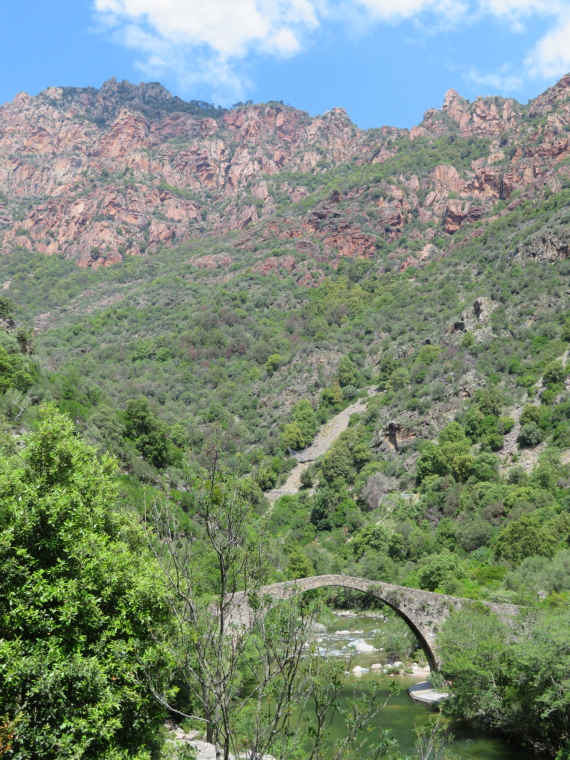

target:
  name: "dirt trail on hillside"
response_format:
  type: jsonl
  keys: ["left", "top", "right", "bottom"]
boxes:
{"left": 266, "top": 392, "right": 374, "bottom": 504}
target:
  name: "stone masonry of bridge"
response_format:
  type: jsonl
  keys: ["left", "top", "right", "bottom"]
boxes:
{"left": 225, "top": 575, "right": 519, "bottom": 670}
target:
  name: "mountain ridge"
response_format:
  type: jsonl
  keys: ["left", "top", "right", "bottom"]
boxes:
{"left": 2, "top": 75, "right": 570, "bottom": 273}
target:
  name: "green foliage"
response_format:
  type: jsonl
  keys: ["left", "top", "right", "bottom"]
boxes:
{"left": 336, "top": 356, "right": 358, "bottom": 388}
{"left": 291, "top": 399, "right": 318, "bottom": 446}
{"left": 281, "top": 422, "right": 306, "bottom": 451}
{"left": 124, "top": 397, "right": 171, "bottom": 469}
{"left": 441, "top": 604, "right": 570, "bottom": 756}
{"left": 0, "top": 345, "right": 34, "bottom": 394}
{"left": 413, "top": 715, "right": 455, "bottom": 760}
{"left": 6, "top": 111, "right": 570, "bottom": 758}
{"left": 543, "top": 360, "right": 566, "bottom": 387}
{"left": 0, "top": 299, "right": 14, "bottom": 322}
{"left": 417, "top": 551, "right": 465, "bottom": 592}
{"left": 265, "top": 353, "right": 283, "bottom": 374}
{"left": 351, "top": 523, "right": 392, "bottom": 559}
{"left": 416, "top": 426, "right": 473, "bottom": 484}
{"left": 518, "top": 422, "right": 543, "bottom": 448}
{"left": 287, "top": 548, "right": 315, "bottom": 579}
{"left": 439, "top": 606, "right": 509, "bottom": 721}
{"left": 319, "top": 382, "right": 344, "bottom": 409}
{"left": 495, "top": 514, "right": 558, "bottom": 566}
{"left": 320, "top": 429, "right": 371, "bottom": 484}
{"left": 0, "top": 406, "right": 170, "bottom": 759}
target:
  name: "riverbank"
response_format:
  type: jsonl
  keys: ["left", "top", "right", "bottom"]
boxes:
{"left": 170, "top": 611, "right": 536, "bottom": 760}
{"left": 319, "top": 611, "right": 535, "bottom": 760}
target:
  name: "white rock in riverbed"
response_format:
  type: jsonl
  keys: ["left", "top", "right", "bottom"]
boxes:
{"left": 346, "top": 638, "right": 376, "bottom": 653}
{"left": 371, "top": 663, "right": 383, "bottom": 670}
{"left": 169, "top": 732, "right": 277, "bottom": 760}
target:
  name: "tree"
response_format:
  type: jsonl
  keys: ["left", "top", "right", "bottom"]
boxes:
{"left": 543, "top": 360, "right": 565, "bottom": 387}
{"left": 281, "top": 421, "right": 306, "bottom": 451}
{"left": 439, "top": 605, "right": 508, "bottom": 722}
{"left": 413, "top": 715, "right": 454, "bottom": 760}
{"left": 351, "top": 524, "right": 392, "bottom": 560}
{"left": 147, "top": 470, "right": 387, "bottom": 760}
{"left": 320, "top": 383, "right": 344, "bottom": 408}
{"left": 0, "top": 406, "right": 171, "bottom": 760}
{"left": 520, "top": 405, "right": 542, "bottom": 426}
{"left": 417, "top": 551, "right": 464, "bottom": 592}
{"left": 517, "top": 422, "right": 543, "bottom": 448}
{"left": 0, "top": 298, "right": 15, "bottom": 325}
{"left": 440, "top": 604, "right": 570, "bottom": 757}
{"left": 336, "top": 356, "right": 358, "bottom": 388}
{"left": 495, "top": 515, "right": 558, "bottom": 566}
{"left": 310, "top": 486, "right": 338, "bottom": 531}
{"left": 476, "top": 386, "right": 503, "bottom": 417}
{"left": 292, "top": 399, "right": 318, "bottom": 445}
{"left": 505, "top": 607, "right": 570, "bottom": 755}
{"left": 265, "top": 353, "right": 282, "bottom": 374}
{"left": 0, "top": 345, "right": 34, "bottom": 394}
{"left": 124, "top": 397, "right": 170, "bottom": 468}
{"left": 471, "top": 452, "right": 500, "bottom": 482}
{"left": 299, "top": 467, "right": 314, "bottom": 489}
{"left": 287, "top": 548, "right": 315, "bottom": 579}
{"left": 321, "top": 443, "right": 353, "bottom": 483}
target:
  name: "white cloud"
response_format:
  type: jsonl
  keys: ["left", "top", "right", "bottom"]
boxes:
{"left": 94, "top": 0, "right": 322, "bottom": 101}
{"left": 355, "top": 0, "right": 466, "bottom": 22}
{"left": 526, "top": 9, "right": 570, "bottom": 78}
{"left": 479, "top": 0, "right": 560, "bottom": 19}
{"left": 95, "top": 0, "right": 318, "bottom": 57}
{"left": 465, "top": 63, "right": 523, "bottom": 91}
{"left": 93, "top": 0, "right": 570, "bottom": 101}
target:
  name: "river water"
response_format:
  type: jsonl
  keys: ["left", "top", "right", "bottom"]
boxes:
{"left": 311, "top": 612, "right": 536, "bottom": 760}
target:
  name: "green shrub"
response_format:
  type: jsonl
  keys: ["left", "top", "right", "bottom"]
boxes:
{"left": 518, "top": 422, "right": 543, "bottom": 448}
{"left": 495, "top": 514, "right": 558, "bottom": 566}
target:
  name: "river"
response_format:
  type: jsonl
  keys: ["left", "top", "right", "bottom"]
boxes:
{"left": 309, "top": 612, "right": 536, "bottom": 760}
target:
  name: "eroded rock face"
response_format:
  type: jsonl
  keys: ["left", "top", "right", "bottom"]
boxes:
{"left": 2, "top": 77, "right": 570, "bottom": 272}
{"left": 447, "top": 297, "right": 499, "bottom": 346}
{"left": 512, "top": 225, "right": 570, "bottom": 263}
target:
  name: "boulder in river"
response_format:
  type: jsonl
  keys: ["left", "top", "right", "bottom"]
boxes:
{"left": 347, "top": 638, "right": 376, "bottom": 653}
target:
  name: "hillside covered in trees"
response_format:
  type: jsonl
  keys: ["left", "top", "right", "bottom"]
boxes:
{"left": 1, "top": 76, "right": 570, "bottom": 758}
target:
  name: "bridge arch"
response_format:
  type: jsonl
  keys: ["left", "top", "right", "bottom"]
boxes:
{"left": 225, "top": 575, "right": 519, "bottom": 671}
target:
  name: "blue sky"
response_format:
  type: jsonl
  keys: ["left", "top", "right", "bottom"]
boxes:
{"left": 1, "top": 0, "right": 569, "bottom": 128}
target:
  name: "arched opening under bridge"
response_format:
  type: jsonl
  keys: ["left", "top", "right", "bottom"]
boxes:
{"left": 225, "top": 575, "right": 519, "bottom": 671}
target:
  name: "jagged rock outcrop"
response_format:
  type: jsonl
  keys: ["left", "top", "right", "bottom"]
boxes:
{"left": 512, "top": 227, "right": 570, "bottom": 263}
{"left": 2, "top": 76, "right": 570, "bottom": 272}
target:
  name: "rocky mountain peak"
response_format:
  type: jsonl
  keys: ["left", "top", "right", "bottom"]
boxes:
{"left": 1, "top": 76, "right": 570, "bottom": 273}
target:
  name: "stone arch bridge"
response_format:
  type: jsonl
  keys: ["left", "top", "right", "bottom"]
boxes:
{"left": 226, "top": 575, "right": 519, "bottom": 670}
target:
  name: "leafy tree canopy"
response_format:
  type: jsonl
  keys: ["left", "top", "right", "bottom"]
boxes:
{"left": 0, "top": 406, "right": 171, "bottom": 760}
